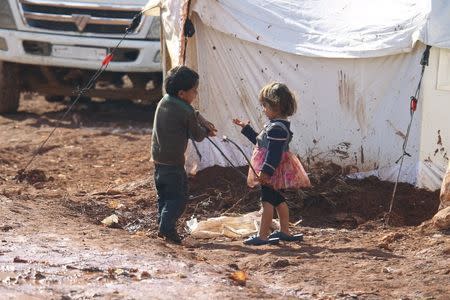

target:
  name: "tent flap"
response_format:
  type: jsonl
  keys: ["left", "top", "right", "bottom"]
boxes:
{"left": 191, "top": 0, "right": 433, "bottom": 58}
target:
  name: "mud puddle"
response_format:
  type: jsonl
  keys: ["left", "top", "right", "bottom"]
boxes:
{"left": 0, "top": 198, "right": 268, "bottom": 299}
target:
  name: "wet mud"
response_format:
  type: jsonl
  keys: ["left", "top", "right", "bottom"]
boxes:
{"left": 1, "top": 95, "right": 448, "bottom": 299}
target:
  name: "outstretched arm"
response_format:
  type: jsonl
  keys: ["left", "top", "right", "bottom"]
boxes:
{"left": 233, "top": 118, "right": 257, "bottom": 145}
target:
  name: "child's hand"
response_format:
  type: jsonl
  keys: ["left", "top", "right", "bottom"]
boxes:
{"left": 198, "top": 113, "right": 217, "bottom": 136}
{"left": 232, "top": 118, "right": 249, "bottom": 128}
{"left": 257, "top": 171, "right": 272, "bottom": 186}
{"left": 205, "top": 121, "right": 217, "bottom": 137}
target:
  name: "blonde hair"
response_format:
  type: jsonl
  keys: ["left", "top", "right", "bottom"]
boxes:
{"left": 259, "top": 82, "right": 297, "bottom": 117}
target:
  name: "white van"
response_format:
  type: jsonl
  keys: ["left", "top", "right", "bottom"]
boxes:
{"left": 0, "top": 0, "right": 162, "bottom": 112}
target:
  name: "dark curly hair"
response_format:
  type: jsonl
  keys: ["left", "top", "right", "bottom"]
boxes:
{"left": 164, "top": 66, "right": 199, "bottom": 97}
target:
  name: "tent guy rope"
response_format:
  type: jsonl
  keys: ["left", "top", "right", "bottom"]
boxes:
{"left": 17, "top": 12, "right": 144, "bottom": 179}
{"left": 385, "top": 45, "right": 431, "bottom": 225}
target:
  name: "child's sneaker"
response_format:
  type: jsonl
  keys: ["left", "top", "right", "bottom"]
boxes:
{"left": 268, "top": 231, "right": 303, "bottom": 242}
{"left": 243, "top": 235, "right": 279, "bottom": 246}
{"left": 158, "top": 231, "right": 183, "bottom": 244}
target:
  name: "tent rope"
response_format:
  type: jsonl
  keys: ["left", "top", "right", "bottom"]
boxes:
{"left": 181, "top": 0, "right": 194, "bottom": 65}
{"left": 180, "top": 0, "right": 206, "bottom": 163}
{"left": 385, "top": 45, "right": 431, "bottom": 225}
{"left": 206, "top": 136, "right": 248, "bottom": 179}
{"left": 18, "top": 12, "right": 143, "bottom": 178}
{"left": 222, "top": 135, "right": 259, "bottom": 179}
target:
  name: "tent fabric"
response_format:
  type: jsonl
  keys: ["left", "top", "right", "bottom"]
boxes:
{"left": 143, "top": 0, "right": 188, "bottom": 66}
{"left": 144, "top": 0, "right": 450, "bottom": 190}
{"left": 440, "top": 161, "right": 450, "bottom": 209}
{"left": 193, "top": 0, "right": 450, "bottom": 58}
{"left": 425, "top": 1, "right": 450, "bottom": 49}
{"left": 144, "top": 1, "right": 450, "bottom": 58}
{"left": 192, "top": 0, "right": 430, "bottom": 58}
{"left": 185, "top": 19, "right": 426, "bottom": 187}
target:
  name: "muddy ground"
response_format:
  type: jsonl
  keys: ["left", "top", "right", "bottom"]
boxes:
{"left": 0, "top": 95, "right": 449, "bottom": 299}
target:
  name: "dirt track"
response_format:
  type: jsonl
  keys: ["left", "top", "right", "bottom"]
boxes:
{"left": 1, "top": 95, "right": 449, "bottom": 299}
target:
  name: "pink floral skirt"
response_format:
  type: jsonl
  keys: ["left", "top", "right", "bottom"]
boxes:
{"left": 248, "top": 147, "right": 311, "bottom": 190}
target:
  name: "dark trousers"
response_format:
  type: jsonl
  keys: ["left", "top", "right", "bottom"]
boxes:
{"left": 261, "top": 185, "right": 285, "bottom": 207}
{"left": 154, "top": 164, "right": 188, "bottom": 234}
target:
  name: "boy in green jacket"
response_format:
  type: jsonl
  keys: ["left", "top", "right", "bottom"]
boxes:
{"left": 151, "top": 66, "right": 216, "bottom": 244}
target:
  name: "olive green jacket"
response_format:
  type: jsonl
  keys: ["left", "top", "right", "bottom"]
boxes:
{"left": 151, "top": 94, "right": 208, "bottom": 166}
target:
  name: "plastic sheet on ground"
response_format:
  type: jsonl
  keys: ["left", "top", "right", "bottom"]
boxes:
{"left": 186, "top": 211, "right": 279, "bottom": 239}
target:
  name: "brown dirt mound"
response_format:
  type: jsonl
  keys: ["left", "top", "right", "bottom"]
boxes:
{"left": 63, "top": 164, "right": 440, "bottom": 233}
{"left": 187, "top": 164, "right": 440, "bottom": 228}
{"left": 188, "top": 166, "right": 259, "bottom": 215}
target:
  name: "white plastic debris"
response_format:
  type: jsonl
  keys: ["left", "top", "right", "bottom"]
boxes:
{"left": 186, "top": 211, "right": 279, "bottom": 239}
{"left": 101, "top": 214, "right": 119, "bottom": 226}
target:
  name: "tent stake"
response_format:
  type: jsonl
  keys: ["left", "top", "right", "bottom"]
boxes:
{"left": 385, "top": 45, "right": 431, "bottom": 226}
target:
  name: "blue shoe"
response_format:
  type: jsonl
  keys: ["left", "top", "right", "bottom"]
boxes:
{"left": 269, "top": 231, "right": 303, "bottom": 242}
{"left": 243, "top": 235, "right": 279, "bottom": 246}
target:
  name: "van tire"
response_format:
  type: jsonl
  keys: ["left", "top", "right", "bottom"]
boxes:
{"left": 0, "top": 62, "right": 20, "bottom": 113}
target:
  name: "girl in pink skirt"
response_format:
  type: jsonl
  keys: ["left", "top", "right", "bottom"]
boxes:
{"left": 233, "top": 82, "right": 311, "bottom": 246}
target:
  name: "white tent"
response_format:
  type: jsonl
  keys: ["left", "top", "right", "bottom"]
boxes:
{"left": 145, "top": 0, "right": 450, "bottom": 191}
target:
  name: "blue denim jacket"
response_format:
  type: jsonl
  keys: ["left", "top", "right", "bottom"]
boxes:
{"left": 241, "top": 119, "right": 292, "bottom": 176}
{"left": 256, "top": 121, "right": 291, "bottom": 151}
